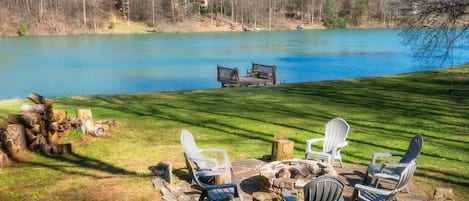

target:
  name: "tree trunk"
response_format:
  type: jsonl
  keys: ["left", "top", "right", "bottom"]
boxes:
{"left": 83, "top": 0, "right": 86, "bottom": 25}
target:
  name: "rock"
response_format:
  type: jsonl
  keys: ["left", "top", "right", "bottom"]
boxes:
{"left": 432, "top": 188, "right": 455, "bottom": 201}
{"left": 253, "top": 191, "right": 281, "bottom": 201}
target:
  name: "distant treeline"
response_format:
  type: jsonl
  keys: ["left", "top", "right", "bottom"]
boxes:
{"left": 0, "top": 0, "right": 439, "bottom": 35}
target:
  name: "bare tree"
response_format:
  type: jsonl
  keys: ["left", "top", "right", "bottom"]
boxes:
{"left": 400, "top": 0, "right": 468, "bottom": 65}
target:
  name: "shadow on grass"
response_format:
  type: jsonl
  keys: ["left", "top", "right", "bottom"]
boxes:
{"left": 53, "top": 65, "right": 469, "bottom": 195}
{"left": 22, "top": 151, "right": 144, "bottom": 179}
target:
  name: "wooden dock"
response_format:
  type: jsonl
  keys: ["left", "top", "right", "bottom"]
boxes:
{"left": 217, "top": 63, "right": 277, "bottom": 87}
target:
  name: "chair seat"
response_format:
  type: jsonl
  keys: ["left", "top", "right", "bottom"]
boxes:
{"left": 358, "top": 190, "right": 388, "bottom": 201}
{"left": 368, "top": 165, "right": 399, "bottom": 177}
{"left": 208, "top": 187, "right": 236, "bottom": 201}
{"left": 368, "top": 165, "right": 400, "bottom": 181}
{"left": 305, "top": 151, "right": 332, "bottom": 163}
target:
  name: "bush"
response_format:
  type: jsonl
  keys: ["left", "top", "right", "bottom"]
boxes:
{"left": 324, "top": 15, "right": 347, "bottom": 29}
{"left": 17, "top": 23, "right": 27, "bottom": 36}
{"left": 108, "top": 22, "right": 116, "bottom": 29}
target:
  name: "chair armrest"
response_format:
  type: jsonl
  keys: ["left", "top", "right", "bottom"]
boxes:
{"left": 382, "top": 162, "right": 409, "bottom": 169}
{"left": 190, "top": 156, "right": 220, "bottom": 168}
{"left": 335, "top": 141, "right": 348, "bottom": 148}
{"left": 372, "top": 172, "right": 400, "bottom": 180}
{"left": 354, "top": 184, "right": 393, "bottom": 196}
{"left": 200, "top": 148, "right": 228, "bottom": 155}
{"left": 370, "top": 152, "right": 402, "bottom": 166}
{"left": 305, "top": 138, "right": 325, "bottom": 153}
{"left": 200, "top": 148, "right": 231, "bottom": 167}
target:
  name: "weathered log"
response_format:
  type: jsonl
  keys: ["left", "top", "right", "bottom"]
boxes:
{"left": 7, "top": 114, "right": 37, "bottom": 129}
{"left": 25, "top": 128, "right": 40, "bottom": 150}
{"left": 46, "top": 132, "right": 59, "bottom": 144}
{"left": 24, "top": 128, "right": 37, "bottom": 143}
{"left": 20, "top": 104, "right": 45, "bottom": 113}
{"left": 26, "top": 93, "right": 49, "bottom": 105}
{"left": 271, "top": 138, "right": 294, "bottom": 161}
{"left": 5, "top": 124, "right": 28, "bottom": 153}
{"left": 27, "top": 93, "right": 54, "bottom": 120}
{"left": 96, "top": 119, "right": 117, "bottom": 131}
{"left": 49, "top": 122, "right": 59, "bottom": 132}
{"left": 30, "top": 124, "right": 41, "bottom": 134}
{"left": 68, "top": 117, "right": 82, "bottom": 129}
{"left": 39, "top": 120, "right": 48, "bottom": 137}
{"left": 34, "top": 143, "right": 72, "bottom": 155}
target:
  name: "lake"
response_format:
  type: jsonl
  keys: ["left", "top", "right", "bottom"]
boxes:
{"left": 0, "top": 29, "right": 467, "bottom": 100}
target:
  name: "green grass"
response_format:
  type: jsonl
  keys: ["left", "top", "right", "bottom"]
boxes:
{"left": 1, "top": 64, "right": 469, "bottom": 200}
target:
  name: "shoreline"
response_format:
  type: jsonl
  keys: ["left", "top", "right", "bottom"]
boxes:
{"left": 1, "top": 15, "right": 397, "bottom": 37}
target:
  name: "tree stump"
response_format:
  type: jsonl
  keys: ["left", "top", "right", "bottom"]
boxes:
{"left": 4, "top": 124, "right": 28, "bottom": 157}
{"left": 271, "top": 138, "right": 294, "bottom": 161}
{"left": 76, "top": 109, "right": 93, "bottom": 122}
{"left": 213, "top": 168, "right": 232, "bottom": 184}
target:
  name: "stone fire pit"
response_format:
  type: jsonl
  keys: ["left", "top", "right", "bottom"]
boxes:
{"left": 258, "top": 159, "right": 337, "bottom": 199}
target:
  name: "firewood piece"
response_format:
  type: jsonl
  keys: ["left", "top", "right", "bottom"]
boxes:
{"left": 76, "top": 109, "right": 93, "bottom": 121}
{"left": 46, "top": 132, "right": 59, "bottom": 144}
{"left": 271, "top": 138, "right": 294, "bottom": 161}
{"left": 30, "top": 124, "right": 41, "bottom": 134}
{"left": 25, "top": 128, "right": 37, "bottom": 142}
{"left": 34, "top": 143, "right": 72, "bottom": 155}
{"left": 26, "top": 93, "right": 48, "bottom": 104}
{"left": 7, "top": 114, "right": 37, "bottom": 129}
{"left": 20, "top": 104, "right": 45, "bottom": 113}
{"left": 68, "top": 117, "right": 82, "bottom": 129}
{"left": 52, "top": 110, "right": 67, "bottom": 122}
{"left": 49, "top": 122, "right": 59, "bottom": 132}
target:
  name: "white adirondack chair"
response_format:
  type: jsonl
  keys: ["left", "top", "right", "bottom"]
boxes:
{"left": 305, "top": 118, "right": 350, "bottom": 167}
{"left": 180, "top": 129, "right": 233, "bottom": 184}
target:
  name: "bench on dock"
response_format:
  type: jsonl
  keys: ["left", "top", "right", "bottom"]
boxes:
{"left": 217, "top": 63, "right": 277, "bottom": 87}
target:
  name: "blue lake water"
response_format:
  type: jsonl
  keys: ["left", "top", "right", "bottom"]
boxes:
{"left": 0, "top": 29, "right": 467, "bottom": 99}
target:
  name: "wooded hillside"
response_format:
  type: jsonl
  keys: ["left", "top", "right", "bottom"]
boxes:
{"left": 0, "top": 0, "right": 453, "bottom": 36}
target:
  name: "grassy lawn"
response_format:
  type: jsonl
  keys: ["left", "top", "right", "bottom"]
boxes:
{"left": 0, "top": 64, "right": 468, "bottom": 200}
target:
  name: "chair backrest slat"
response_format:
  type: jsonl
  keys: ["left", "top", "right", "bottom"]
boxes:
{"left": 387, "top": 159, "right": 417, "bottom": 201}
{"left": 323, "top": 118, "right": 350, "bottom": 153}
{"left": 304, "top": 175, "right": 344, "bottom": 201}
{"left": 400, "top": 134, "right": 423, "bottom": 164}
{"left": 180, "top": 129, "right": 208, "bottom": 169}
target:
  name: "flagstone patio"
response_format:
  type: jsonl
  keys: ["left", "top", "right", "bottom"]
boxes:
{"left": 155, "top": 158, "right": 431, "bottom": 201}
{"left": 231, "top": 158, "right": 429, "bottom": 201}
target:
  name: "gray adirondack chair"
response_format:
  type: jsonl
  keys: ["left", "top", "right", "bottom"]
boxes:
{"left": 180, "top": 129, "right": 232, "bottom": 183}
{"left": 305, "top": 118, "right": 350, "bottom": 167}
{"left": 353, "top": 159, "right": 417, "bottom": 201}
{"left": 282, "top": 175, "right": 345, "bottom": 201}
{"left": 364, "top": 134, "right": 423, "bottom": 192}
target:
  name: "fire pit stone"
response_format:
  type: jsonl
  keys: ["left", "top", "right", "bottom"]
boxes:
{"left": 258, "top": 158, "right": 337, "bottom": 198}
